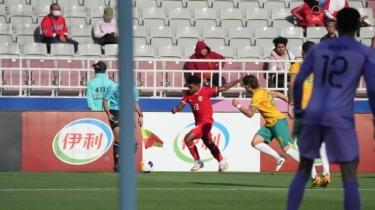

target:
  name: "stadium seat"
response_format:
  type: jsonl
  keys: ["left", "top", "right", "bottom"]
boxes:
{"left": 78, "top": 43, "right": 102, "bottom": 58}
{"left": 212, "top": 0, "right": 236, "bottom": 9}
{"left": 0, "top": 42, "right": 20, "bottom": 56}
{"left": 359, "top": 27, "right": 375, "bottom": 39}
{"left": 134, "top": 45, "right": 155, "bottom": 58}
{"left": 22, "top": 43, "right": 48, "bottom": 57}
{"left": 133, "top": 25, "right": 149, "bottom": 45}
{"left": 349, "top": 1, "right": 364, "bottom": 9}
{"left": 16, "top": 24, "right": 41, "bottom": 44}
{"left": 3, "top": 0, "right": 27, "bottom": 6}
{"left": 245, "top": 8, "right": 269, "bottom": 28}
{"left": 254, "top": 27, "right": 279, "bottom": 46}
{"left": 271, "top": 8, "right": 295, "bottom": 27}
{"left": 82, "top": 0, "right": 107, "bottom": 7}
{"left": 219, "top": 8, "right": 244, "bottom": 28}
{"left": 162, "top": 60, "right": 186, "bottom": 96}
{"left": 202, "top": 27, "right": 227, "bottom": 47}
{"left": 175, "top": 26, "right": 199, "bottom": 46}
{"left": 0, "top": 23, "right": 14, "bottom": 43}
{"left": 194, "top": 8, "right": 218, "bottom": 28}
{"left": 70, "top": 25, "right": 93, "bottom": 44}
{"left": 149, "top": 26, "right": 174, "bottom": 46}
{"left": 108, "top": 0, "right": 117, "bottom": 8}
{"left": 280, "top": 27, "right": 304, "bottom": 47}
{"left": 357, "top": 8, "right": 374, "bottom": 18}
{"left": 36, "top": 5, "right": 51, "bottom": 25}
{"left": 210, "top": 46, "right": 236, "bottom": 59}
{"left": 135, "top": 0, "right": 159, "bottom": 8}
{"left": 31, "top": 0, "right": 54, "bottom": 6}
{"left": 306, "top": 27, "right": 327, "bottom": 41}
{"left": 288, "top": 45, "right": 302, "bottom": 60}
{"left": 262, "top": 46, "right": 274, "bottom": 58}
{"left": 187, "top": 0, "right": 210, "bottom": 9}
{"left": 228, "top": 27, "right": 253, "bottom": 47}
{"left": 236, "top": 46, "right": 262, "bottom": 59}
{"left": 135, "top": 60, "right": 158, "bottom": 95}
{"left": 56, "top": 0, "right": 83, "bottom": 7}
{"left": 162, "top": 0, "right": 184, "bottom": 9}
{"left": 0, "top": 57, "right": 25, "bottom": 95}
{"left": 263, "top": 0, "right": 287, "bottom": 9}
{"left": 9, "top": 5, "right": 35, "bottom": 25}
{"left": 361, "top": 38, "right": 372, "bottom": 46}
{"left": 89, "top": 6, "right": 106, "bottom": 26}
{"left": 0, "top": 5, "right": 6, "bottom": 24}
{"left": 133, "top": 8, "right": 141, "bottom": 26}
{"left": 104, "top": 44, "right": 118, "bottom": 58}
{"left": 50, "top": 43, "right": 76, "bottom": 58}
{"left": 142, "top": 8, "right": 167, "bottom": 27}
{"left": 183, "top": 45, "right": 195, "bottom": 58}
{"left": 238, "top": 0, "right": 261, "bottom": 9}
{"left": 289, "top": 1, "right": 302, "bottom": 9}
{"left": 158, "top": 45, "right": 182, "bottom": 59}
{"left": 168, "top": 8, "right": 192, "bottom": 27}
{"left": 63, "top": 6, "right": 89, "bottom": 27}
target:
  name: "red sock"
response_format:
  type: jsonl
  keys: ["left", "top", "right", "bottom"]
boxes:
{"left": 186, "top": 141, "right": 200, "bottom": 161}
{"left": 208, "top": 144, "right": 223, "bottom": 162}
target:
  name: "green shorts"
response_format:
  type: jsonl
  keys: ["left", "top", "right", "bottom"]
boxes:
{"left": 256, "top": 118, "right": 292, "bottom": 148}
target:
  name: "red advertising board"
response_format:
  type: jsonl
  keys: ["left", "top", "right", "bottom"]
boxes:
{"left": 22, "top": 112, "right": 143, "bottom": 172}
{"left": 260, "top": 114, "right": 375, "bottom": 173}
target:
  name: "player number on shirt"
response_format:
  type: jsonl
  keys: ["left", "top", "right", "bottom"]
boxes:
{"left": 321, "top": 55, "right": 348, "bottom": 88}
{"left": 95, "top": 87, "right": 106, "bottom": 93}
{"left": 194, "top": 103, "right": 199, "bottom": 110}
{"left": 267, "top": 92, "right": 276, "bottom": 107}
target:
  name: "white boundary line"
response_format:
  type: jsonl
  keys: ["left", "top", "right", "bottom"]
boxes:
{"left": 1, "top": 188, "right": 375, "bottom": 192}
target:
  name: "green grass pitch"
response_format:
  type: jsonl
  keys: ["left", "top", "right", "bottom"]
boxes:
{"left": 0, "top": 172, "right": 374, "bottom": 210}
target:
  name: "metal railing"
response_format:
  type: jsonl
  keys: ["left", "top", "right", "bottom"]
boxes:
{"left": 0, "top": 56, "right": 368, "bottom": 99}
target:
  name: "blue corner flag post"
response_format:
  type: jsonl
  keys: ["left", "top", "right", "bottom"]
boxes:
{"left": 118, "top": 0, "right": 136, "bottom": 209}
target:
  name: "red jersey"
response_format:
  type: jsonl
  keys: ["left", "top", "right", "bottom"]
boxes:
{"left": 181, "top": 87, "right": 217, "bottom": 123}
{"left": 41, "top": 14, "right": 69, "bottom": 38}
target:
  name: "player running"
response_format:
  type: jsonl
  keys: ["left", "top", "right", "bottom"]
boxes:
{"left": 103, "top": 83, "right": 143, "bottom": 172}
{"left": 172, "top": 75, "right": 243, "bottom": 173}
{"left": 232, "top": 75, "right": 300, "bottom": 171}
{"left": 287, "top": 8, "right": 375, "bottom": 210}
{"left": 288, "top": 41, "right": 331, "bottom": 188}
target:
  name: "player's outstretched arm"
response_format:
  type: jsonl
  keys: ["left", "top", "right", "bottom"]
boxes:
{"left": 293, "top": 54, "right": 313, "bottom": 112}
{"left": 232, "top": 99, "right": 257, "bottom": 118}
{"left": 271, "top": 91, "right": 289, "bottom": 103}
{"left": 217, "top": 75, "right": 244, "bottom": 92}
{"left": 172, "top": 102, "right": 186, "bottom": 114}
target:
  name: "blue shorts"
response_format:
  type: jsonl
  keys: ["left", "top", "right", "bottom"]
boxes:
{"left": 298, "top": 125, "right": 359, "bottom": 163}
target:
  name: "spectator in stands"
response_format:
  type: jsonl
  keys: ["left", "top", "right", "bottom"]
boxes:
{"left": 291, "top": 0, "right": 325, "bottom": 29}
{"left": 268, "top": 37, "right": 296, "bottom": 89}
{"left": 324, "top": 0, "right": 349, "bottom": 20}
{"left": 187, "top": 41, "right": 226, "bottom": 87}
{"left": 41, "top": 3, "right": 79, "bottom": 53}
{"left": 94, "top": 7, "right": 118, "bottom": 45}
{"left": 86, "top": 61, "right": 114, "bottom": 111}
{"left": 320, "top": 19, "right": 337, "bottom": 42}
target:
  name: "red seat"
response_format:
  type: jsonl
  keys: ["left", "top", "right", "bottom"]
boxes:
{"left": 136, "top": 60, "right": 159, "bottom": 95}
{"left": 164, "top": 61, "right": 186, "bottom": 92}
{"left": 244, "top": 61, "right": 267, "bottom": 87}
{"left": 222, "top": 61, "right": 243, "bottom": 94}
{"left": 1, "top": 58, "right": 24, "bottom": 95}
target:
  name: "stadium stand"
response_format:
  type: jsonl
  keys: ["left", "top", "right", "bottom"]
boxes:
{"left": 0, "top": 0, "right": 371, "bottom": 98}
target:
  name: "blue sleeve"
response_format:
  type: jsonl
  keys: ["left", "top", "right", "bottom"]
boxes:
{"left": 133, "top": 85, "right": 139, "bottom": 102}
{"left": 293, "top": 50, "right": 314, "bottom": 111}
{"left": 86, "top": 81, "right": 94, "bottom": 110}
{"left": 363, "top": 54, "right": 375, "bottom": 117}
{"left": 104, "top": 83, "right": 115, "bottom": 101}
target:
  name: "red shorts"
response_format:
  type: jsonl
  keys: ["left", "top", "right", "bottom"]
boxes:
{"left": 191, "top": 122, "right": 212, "bottom": 140}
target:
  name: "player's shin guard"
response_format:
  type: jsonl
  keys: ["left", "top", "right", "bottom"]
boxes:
{"left": 186, "top": 141, "right": 200, "bottom": 161}
{"left": 208, "top": 144, "right": 223, "bottom": 162}
{"left": 344, "top": 181, "right": 360, "bottom": 210}
{"left": 113, "top": 141, "right": 120, "bottom": 165}
{"left": 287, "top": 172, "right": 310, "bottom": 210}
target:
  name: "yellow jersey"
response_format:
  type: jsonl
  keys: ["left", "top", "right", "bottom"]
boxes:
{"left": 251, "top": 88, "right": 285, "bottom": 127}
{"left": 289, "top": 62, "right": 314, "bottom": 109}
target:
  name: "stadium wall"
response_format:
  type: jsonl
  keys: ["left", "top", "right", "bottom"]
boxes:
{"left": 0, "top": 98, "right": 373, "bottom": 172}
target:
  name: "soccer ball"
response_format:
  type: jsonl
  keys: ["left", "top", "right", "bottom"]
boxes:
{"left": 140, "top": 160, "right": 153, "bottom": 173}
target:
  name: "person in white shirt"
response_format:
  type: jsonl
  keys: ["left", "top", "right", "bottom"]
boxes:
{"left": 267, "top": 37, "right": 296, "bottom": 89}
{"left": 94, "top": 7, "right": 118, "bottom": 45}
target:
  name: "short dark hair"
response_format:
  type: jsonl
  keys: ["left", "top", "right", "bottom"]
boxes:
{"left": 186, "top": 75, "right": 201, "bottom": 85}
{"left": 273, "top": 36, "right": 288, "bottom": 47}
{"left": 302, "top": 41, "right": 315, "bottom": 54}
{"left": 242, "top": 75, "right": 259, "bottom": 89}
{"left": 50, "top": 3, "right": 60, "bottom": 10}
{"left": 337, "top": 8, "right": 360, "bottom": 34}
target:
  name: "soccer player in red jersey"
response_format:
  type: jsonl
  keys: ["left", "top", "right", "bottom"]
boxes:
{"left": 172, "top": 75, "right": 243, "bottom": 173}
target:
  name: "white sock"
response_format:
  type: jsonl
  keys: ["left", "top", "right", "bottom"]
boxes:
{"left": 254, "top": 143, "right": 281, "bottom": 160}
{"left": 311, "top": 166, "right": 317, "bottom": 179}
{"left": 320, "top": 143, "right": 330, "bottom": 176}
{"left": 286, "top": 148, "right": 300, "bottom": 162}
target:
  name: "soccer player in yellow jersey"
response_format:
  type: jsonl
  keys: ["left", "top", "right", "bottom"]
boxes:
{"left": 288, "top": 41, "right": 331, "bottom": 188}
{"left": 232, "top": 75, "right": 300, "bottom": 172}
